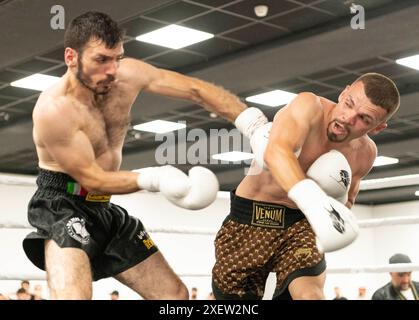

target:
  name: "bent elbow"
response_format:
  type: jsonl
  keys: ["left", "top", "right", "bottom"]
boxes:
{"left": 264, "top": 146, "right": 276, "bottom": 168}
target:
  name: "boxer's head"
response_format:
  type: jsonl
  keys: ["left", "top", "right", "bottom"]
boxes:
{"left": 327, "top": 73, "right": 400, "bottom": 142}
{"left": 64, "top": 11, "right": 125, "bottom": 95}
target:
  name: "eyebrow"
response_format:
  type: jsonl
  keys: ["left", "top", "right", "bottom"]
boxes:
{"left": 348, "top": 95, "right": 375, "bottom": 122}
{"left": 96, "top": 53, "right": 125, "bottom": 59}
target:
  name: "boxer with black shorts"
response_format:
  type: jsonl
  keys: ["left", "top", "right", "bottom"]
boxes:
{"left": 23, "top": 11, "right": 248, "bottom": 300}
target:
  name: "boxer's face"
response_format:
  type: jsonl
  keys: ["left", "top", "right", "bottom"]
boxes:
{"left": 327, "top": 81, "right": 387, "bottom": 142}
{"left": 391, "top": 272, "right": 412, "bottom": 291}
{"left": 67, "top": 39, "right": 124, "bottom": 95}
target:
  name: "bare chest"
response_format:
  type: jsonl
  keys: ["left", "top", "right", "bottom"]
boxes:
{"left": 81, "top": 100, "right": 131, "bottom": 156}
{"left": 298, "top": 132, "right": 362, "bottom": 174}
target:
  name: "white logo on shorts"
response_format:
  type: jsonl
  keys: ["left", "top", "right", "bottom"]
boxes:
{"left": 66, "top": 217, "right": 90, "bottom": 244}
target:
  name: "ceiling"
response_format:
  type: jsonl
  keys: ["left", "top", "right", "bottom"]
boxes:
{"left": 1, "top": 0, "right": 419, "bottom": 205}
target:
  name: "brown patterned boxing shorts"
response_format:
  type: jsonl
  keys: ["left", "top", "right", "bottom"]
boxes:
{"left": 212, "top": 190, "right": 326, "bottom": 300}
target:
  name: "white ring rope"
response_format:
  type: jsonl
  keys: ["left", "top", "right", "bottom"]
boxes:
{"left": 3, "top": 173, "right": 419, "bottom": 191}
{"left": 0, "top": 174, "right": 36, "bottom": 186}
{"left": 326, "top": 263, "right": 419, "bottom": 274}
{"left": 3, "top": 215, "right": 419, "bottom": 232}
{"left": 1, "top": 264, "right": 419, "bottom": 280}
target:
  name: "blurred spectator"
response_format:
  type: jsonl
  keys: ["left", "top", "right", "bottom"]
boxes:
{"left": 16, "top": 288, "right": 31, "bottom": 300}
{"left": 20, "top": 280, "right": 35, "bottom": 299}
{"left": 332, "top": 286, "right": 348, "bottom": 300}
{"left": 110, "top": 290, "right": 119, "bottom": 300}
{"left": 190, "top": 287, "right": 198, "bottom": 300}
{"left": 20, "top": 280, "right": 30, "bottom": 292}
{"left": 206, "top": 292, "right": 215, "bottom": 300}
{"left": 372, "top": 253, "right": 419, "bottom": 300}
{"left": 357, "top": 287, "right": 368, "bottom": 300}
{"left": 0, "top": 293, "right": 9, "bottom": 300}
{"left": 32, "top": 285, "right": 45, "bottom": 300}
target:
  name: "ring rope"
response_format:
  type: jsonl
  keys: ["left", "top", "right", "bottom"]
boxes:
{"left": 1, "top": 264, "right": 418, "bottom": 280}
{"left": 3, "top": 215, "right": 419, "bottom": 232}
{"left": 3, "top": 173, "right": 419, "bottom": 190}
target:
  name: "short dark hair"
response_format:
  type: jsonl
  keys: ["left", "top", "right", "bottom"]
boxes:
{"left": 353, "top": 73, "right": 400, "bottom": 120}
{"left": 17, "top": 288, "right": 26, "bottom": 294}
{"left": 64, "top": 11, "right": 125, "bottom": 52}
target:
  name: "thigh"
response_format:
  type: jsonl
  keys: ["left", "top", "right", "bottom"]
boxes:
{"left": 212, "top": 219, "right": 279, "bottom": 299}
{"left": 273, "top": 219, "right": 326, "bottom": 297}
{"left": 114, "top": 251, "right": 187, "bottom": 300}
{"left": 45, "top": 239, "right": 93, "bottom": 300}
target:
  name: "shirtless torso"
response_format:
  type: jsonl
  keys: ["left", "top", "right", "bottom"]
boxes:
{"left": 33, "top": 60, "right": 138, "bottom": 173}
{"left": 237, "top": 95, "right": 377, "bottom": 208}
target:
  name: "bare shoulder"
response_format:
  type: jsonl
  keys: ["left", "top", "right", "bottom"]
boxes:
{"left": 275, "top": 92, "right": 323, "bottom": 121}
{"left": 361, "top": 135, "right": 377, "bottom": 159}
{"left": 119, "top": 57, "right": 160, "bottom": 87}
{"left": 33, "top": 90, "right": 80, "bottom": 133}
{"left": 354, "top": 135, "right": 377, "bottom": 177}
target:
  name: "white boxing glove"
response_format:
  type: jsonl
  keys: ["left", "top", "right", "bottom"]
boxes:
{"left": 288, "top": 179, "right": 359, "bottom": 252}
{"left": 234, "top": 107, "right": 268, "bottom": 140}
{"left": 137, "top": 165, "right": 219, "bottom": 210}
{"left": 307, "top": 150, "right": 351, "bottom": 204}
{"left": 250, "top": 122, "right": 301, "bottom": 169}
{"left": 235, "top": 108, "right": 301, "bottom": 170}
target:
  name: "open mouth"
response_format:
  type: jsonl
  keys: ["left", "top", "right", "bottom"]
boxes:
{"left": 333, "top": 121, "right": 347, "bottom": 135}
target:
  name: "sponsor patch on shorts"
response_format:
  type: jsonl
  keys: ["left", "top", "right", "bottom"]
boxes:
{"left": 251, "top": 203, "right": 285, "bottom": 228}
{"left": 85, "top": 193, "right": 111, "bottom": 202}
{"left": 136, "top": 230, "right": 155, "bottom": 250}
{"left": 66, "top": 217, "right": 90, "bottom": 244}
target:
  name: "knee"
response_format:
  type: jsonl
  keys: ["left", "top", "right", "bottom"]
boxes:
{"left": 292, "top": 288, "right": 324, "bottom": 300}
{"left": 166, "top": 282, "right": 189, "bottom": 300}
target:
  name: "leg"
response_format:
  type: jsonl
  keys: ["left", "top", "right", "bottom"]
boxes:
{"left": 45, "top": 239, "right": 93, "bottom": 300}
{"left": 273, "top": 218, "right": 326, "bottom": 300}
{"left": 212, "top": 219, "right": 274, "bottom": 300}
{"left": 288, "top": 272, "right": 326, "bottom": 300}
{"left": 114, "top": 251, "right": 188, "bottom": 300}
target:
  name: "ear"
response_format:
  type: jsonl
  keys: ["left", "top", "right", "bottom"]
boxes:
{"left": 64, "top": 47, "right": 78, "bottom": 67}
{"left": 338, "top": 85, "right": 350, "bottom": 102}
{"left": 369, "top": 122, "right": 387, "bottom": 135}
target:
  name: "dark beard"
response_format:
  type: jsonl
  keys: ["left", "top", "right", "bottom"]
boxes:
{"left": 76, "top": 56, "right": 112, "bottom": 96}
{"left": 327, "top": 121, "right": 349, "bottom": 142}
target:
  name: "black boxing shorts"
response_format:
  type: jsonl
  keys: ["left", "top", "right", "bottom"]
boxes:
{"left": 23, "top": 169, "right": 158, "bottom": 281}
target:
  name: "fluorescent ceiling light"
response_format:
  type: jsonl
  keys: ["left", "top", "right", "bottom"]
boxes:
{"left": 373, "top": 156, "right": 399, "bottom": 167}
{"left": 245, "top": 90, "right": 296, "bottom": 107}
{"left": 136, "top": 24, "right": 214, "bottom": 49}
{"left": 133, "top": 120, "right": 186, "bottom": 134}
{"left": 396, "top": 54, "right": 419, "bottom": 71}
{"left": 11, "top": 74, "right": 60, "bottom": 91}
{"left": 415, "top": 191, "right": 419, "bottom": 197}
{"left": 212, "top": 151, "right": 254, "bottom": 162}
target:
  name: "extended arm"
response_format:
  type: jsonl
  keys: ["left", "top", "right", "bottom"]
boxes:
{"left": 122, "top": 58, "right": 247, "bottom": 122}
{"left": 34, "top": 100, "right": 218, "bottom": 209}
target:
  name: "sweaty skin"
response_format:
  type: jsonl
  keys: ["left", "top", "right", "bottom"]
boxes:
{"left": 237, "top": 82, "right": 388, "bottom": 209}
{"left": 33, "top": 40, "right": 247, "bottom": 195}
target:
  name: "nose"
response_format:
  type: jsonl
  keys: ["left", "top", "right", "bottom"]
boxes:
{"left": 106, "top": 61, "right": 118, "bottom": 76}
{"left": 341, "top": 108, "right": 357, "bottom": 126}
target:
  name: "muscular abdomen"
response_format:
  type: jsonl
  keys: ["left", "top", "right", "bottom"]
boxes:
{"left": 236, "top": 170, "right": 295, "bottom": 207}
